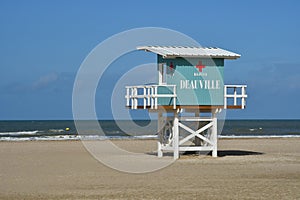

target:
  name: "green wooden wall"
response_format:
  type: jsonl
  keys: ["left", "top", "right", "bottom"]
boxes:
{"left": 158, "top": 55, "right": 224, "bottom": 106}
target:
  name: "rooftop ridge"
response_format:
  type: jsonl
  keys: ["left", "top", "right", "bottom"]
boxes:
{"left": 137, "top": 45, "right": 241, "bottom": 59}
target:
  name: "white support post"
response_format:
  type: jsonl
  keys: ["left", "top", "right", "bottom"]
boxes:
{"left": 131, "top": 88, "right": 134, "bottom": 109}
{"left": 212, "top": 111, "right": 218, "bottom": 157}
{"left": 143, "top": 87, "right": 146, "bottom": 109}
{"left": 173, "top": 85, "right": 176, "bottom": 109}
{"left": 147, "top": 87, "right": 150, "bottom": 106}
{"left": 157, "top": 111, "right": 163, "bottom": 157}
{"left": 158, "top": 63, "right": 163, "bottom": 85}
{"left": 173, "top": 112, "right": 179, "bottom": 160}
{"left": 242, "top": 86, "right": 245, "bottom": 109}
{"left": 126, "top": 87, "right": 129, "bottom": 107}
{"left": 150, "top": 87, "right": 154, "bottom": 109}
{"left": 194, "top": 110, "right": 201, "bottom": 146}
{"left": 154, "top": 86, "right": 158, "bottom": 109}
{"left": 233, "top": 87, "right": 237, "bottom": 106}
{"left": 224, "top": 85, "right": 227, "bottom": 109}
{"left": 134, "top": 88, "right": 138, "bottom": 109}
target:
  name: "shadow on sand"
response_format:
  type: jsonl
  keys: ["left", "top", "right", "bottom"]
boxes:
{"left": 147, "top": 150, "right": 264, "bottom": 157}
{"left": 216, "top": 150, "right": 264, "bottom": 157}
{"left": 182, "top": 150, "right": 264, "bottom": 157}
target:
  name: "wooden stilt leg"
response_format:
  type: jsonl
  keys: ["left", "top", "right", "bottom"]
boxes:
{"left": 173, "top": 112, "right": 179, "bottom": 160}
{"left": 212, "top": 112, "right": 218, "bottom": 157}
{"left": 157, "top": 111, "right": 163, "bottom": 158}
{"left": 194, "top": 110, "right": 201, "bottom": 146}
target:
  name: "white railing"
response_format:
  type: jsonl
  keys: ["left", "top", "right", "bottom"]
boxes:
{"left": 224, "top": 85, "right": 247, "bottom": 109}
{"left": 126, "top": 84, "right": 247, "bottom": 110}
{"left": 125, "top": 85, "right": 177, "bottom": 109}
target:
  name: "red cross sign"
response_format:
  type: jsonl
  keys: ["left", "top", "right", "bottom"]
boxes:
{"left": 196, "top": 61, "right": 206, "bottom": 72}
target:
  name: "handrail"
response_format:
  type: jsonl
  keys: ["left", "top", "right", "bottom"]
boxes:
{"left": 125, "top": 85, "right": 177, "bottom": 109}
{"left": 224, "top": 85, "right": 247, "bottom": 109}
{"left": 125, "top": 84, "right": 247, "bottom": 110}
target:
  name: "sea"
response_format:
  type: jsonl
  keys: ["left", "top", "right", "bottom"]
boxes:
{"left": 0, "top": 120, "right": 299, "bottom": 141}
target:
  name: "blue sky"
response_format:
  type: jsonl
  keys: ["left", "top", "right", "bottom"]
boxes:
{"left": 1, "top": 0, "right": 300, "bottom": 120}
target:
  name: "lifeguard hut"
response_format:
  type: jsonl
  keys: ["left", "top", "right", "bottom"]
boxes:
{"left": 125, "top": 46, "right": 247, "bottom": 159}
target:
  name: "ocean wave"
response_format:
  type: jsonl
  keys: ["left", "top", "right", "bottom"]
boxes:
{"left": 49, "top": 129, "right": 65, "bottom": 133}
{"left": 0, "top": 130, "right": 40, "bottom": 136}
{"left": 0, "top": 134, "right": 158, "bottom": 141}
{"left": 1, "top": 133, "right": 300, "bottom": 142}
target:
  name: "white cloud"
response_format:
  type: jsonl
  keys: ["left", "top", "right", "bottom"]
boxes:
{"left": 32, "top": 72, "right": 59, "bottom": 90}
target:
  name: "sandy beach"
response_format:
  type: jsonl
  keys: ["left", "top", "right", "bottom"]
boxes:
{"left": 0, "top": 138, "right": 299, "bottom": 199}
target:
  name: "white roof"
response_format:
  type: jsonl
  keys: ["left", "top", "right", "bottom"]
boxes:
{"left": 137, "top": 46, "right": 241, "bottom": 59}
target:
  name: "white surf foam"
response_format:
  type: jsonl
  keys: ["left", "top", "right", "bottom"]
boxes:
{"left": 1, "top": 133, "right": 299, "bottom": 141}
{"left": 0, "top": 130, "right": 40, "bottom": 136}
{"left": 0, "top": 134, "right": 158, "bottom": 141}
